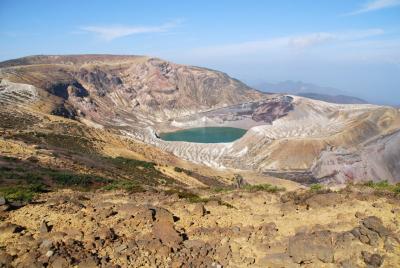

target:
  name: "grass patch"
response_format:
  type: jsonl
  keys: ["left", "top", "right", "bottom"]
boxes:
{"left": 1, "top": 156, "right": 19, "bottom": 162}
{"left": 49, "top": 172, "right": 111, "bottom": 187}
{"left": 102, "top": 180, "right": 144, "bottom": 193}
{"left": 363, "top": 180, "right": 400, "bottom": 194}
{"left": 103, "top": 156, "right": 175, "bottom": 186}
{"left": 0, "top": 183, "right": 47, "bottom": 202}
{"left": 164, "top": 188, "right": 234, "bottom": 208}
{"left": 165, "top": 188, "right": 202, "bottom": 202}
{"left": 0, "top": 164, "right": 111, "bottom": 190}
{"left": 212, "top": 186, "right": 234, "bottom": 193}
{"left": 11, "top": 132, "right": 96, "bottom": 155}
{"left": 242, "top": 184, "right": 286, "bottom": 193}
{"left": 309, "top": 183, "right": 324, "bottom": 192}
{"left": 106, "top": 156, "right": 155, "bottom": 170}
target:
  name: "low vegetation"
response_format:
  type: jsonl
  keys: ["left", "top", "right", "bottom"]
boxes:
{"left": 242, "top": 183, "right": 286, "bottom": 193}
{"left": 102, "top": 180, "right": 144, "bottom": 193}
{"left": 173, "top": 167, "right": 184, "bottom": 173}
{"left": 103, "top": 156, "right": 175, "bottom": 186}
{"left": 50, "top": 172, "right": 111, "bottom": 187}
{"left": 309, "top": 183, "right": 324, "bottom": 192}
{"left": 0, "top": 183, "right": 47, "bottom": 202}
{"left": 213, "top": 183, "right": 286, "bottom": 193}
{"left": 164, "top": 188, "right": 234, "bottom": 208}
{"left": 363, "top": 180, "right": 400, "bottom": 194}
{"left": 10, "top": 131, "right": 96, "bottom": 155}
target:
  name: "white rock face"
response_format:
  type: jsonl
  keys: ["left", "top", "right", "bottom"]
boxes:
{"left": 138, "top": 96, "right": 400, "bottom": 185}
{"left": 0, "top": 79, "right": 38, "bottom": 105}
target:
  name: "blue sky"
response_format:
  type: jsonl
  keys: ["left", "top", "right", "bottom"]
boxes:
{"left": 1, "top": 0, "right": 399, "bottom": 104}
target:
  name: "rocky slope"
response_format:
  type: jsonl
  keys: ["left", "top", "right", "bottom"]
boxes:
{"left": 0, "top": 186, "right": 399, "bottom": 267}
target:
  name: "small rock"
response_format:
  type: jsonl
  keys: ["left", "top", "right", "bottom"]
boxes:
{"left": 391, "top": 208, "right": 400, "bottom": 214}
{"left": 78, "top": 257, "right": 98, "bottom": 268}
{"left": 211, "top": 262, "right": 223, "bottom": 268}
{"left": 39, "top": 239, "right": 53, "bottom": 250}
{"left": 384, "top": 236, "right": 398, "bottom": 253}
{"left": 115, "top": 243, "right": 128, "bottom": 253}
{"left": 39, "top": 220, "right": 50, "bottom": 233}
{"left": 0, "top": 196, "right": 6, "bottom": 206}
{"left": 0, "top": 222, "right": 24, "bottom": 234}
{"left": 340, "top": 259, "right": 358, "bottom": 268}
{"left": 46, "top": 250, "right": 54, "bottom": 257}
{"left": 261, "top": 253, "right": 298, "bottom": 268}
{"left": 97, "top": 227, "right": 117, "bottom": 241}
{"left": 0, "top": 250, "right": 13, "bottom": 267}
{"left": 183, "top": 239, "right": 205, "bottom": 249}
{"left": 259, "top": 222, "right": 278, "bottom": 237}
{"left": 244, "top": 257, "right": 255, "bottom": 265}
{"left": 355, "top": 211, "right": 366, "bottom": 218}
{"left": 193, "top": 203, "right": 206, "bottom": 217}
{"left": 51, "top": 256, "right": 69, "bottom": 268}
{"left": 362, "top": 251, "right": 384, "bottom": 268}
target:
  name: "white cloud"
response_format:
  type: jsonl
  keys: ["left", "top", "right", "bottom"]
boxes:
{"left": 288, "top": 33, "right": 335, "bottom": 48}
{"left": 80, "top": 20, "right": 180, "bottom": 41}
{"left": 185, "top": 28, "right": 385, "bottom": 58}
{"left": 346, "top": 0, "right": 400, "bottom": 15}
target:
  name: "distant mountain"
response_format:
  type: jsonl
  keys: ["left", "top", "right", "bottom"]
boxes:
{"left": 253, "top": 80, "right": 344, "bottom": 95}
{"left": 253, "top": 80, "right": 367, "bottom": 104}
{"left": 297, "top": 92, "right": 367, "bottom": 104}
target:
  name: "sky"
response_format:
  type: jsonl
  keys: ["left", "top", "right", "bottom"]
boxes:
{"left": 0, "top": 0, "right": 400, "bottom": 105}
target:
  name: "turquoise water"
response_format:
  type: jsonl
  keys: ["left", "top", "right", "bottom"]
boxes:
{"left": 159, "top": 127, "right": 247, "bottom": 143}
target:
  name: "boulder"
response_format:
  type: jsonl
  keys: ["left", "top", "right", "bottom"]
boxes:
{"left": 288, "top": 230, "right": 334, "bottom": 264}
{"left": 152, "top": 221, "right": 183, "bottom": 247}
{"left": 153, "top": 207, "right": 174, "bottom": 223}
{"left": 361, "top": 216, "right": 390, "bottom": 237}
{"left": 0, "top": 196, "right": 6, "bottom": 206}
{"left": 151, "top": 207, "right": 183, "bottom": 247}
{"left": 351, "top": 225, "right": 380, "bottom": 246}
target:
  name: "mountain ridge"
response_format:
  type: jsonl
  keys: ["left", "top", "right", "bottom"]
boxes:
{"left": 253, "top": 80, "right": 368, "bottom": 104}
{"left": 1, "top": 54, "right": 399, "bottom": 185}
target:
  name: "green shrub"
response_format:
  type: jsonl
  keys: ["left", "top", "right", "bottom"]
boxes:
{"left": 0, "top": 183, "right": 47, "bottom": 202}
{"left": 212, "top": 187, "right": 233, "bottom": 193}
{"left": 108, "top": 157, "right": 156, "bottom": 170}
{"left": 363, "top": 180, "right": 400, "bottom": 194}
{"left": 165, "top": 188, "right": 201, "bottom": 202}
{"left": 310, "top": 183, "right": 323, "bottom": 192}
{"left": 243, "top": 184, "right": 286, "bottom": 193}
{"left": 164, "top": 188, "right": 234, "bottom": 208}
{"left": 102, "top": 181, "right": 144, "bottom": 193}
{"left": 174, "top": 167, "right": 184, "bottom": 173}
{"left": 50, "top": 172, "right": 111, "bottom": 187}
